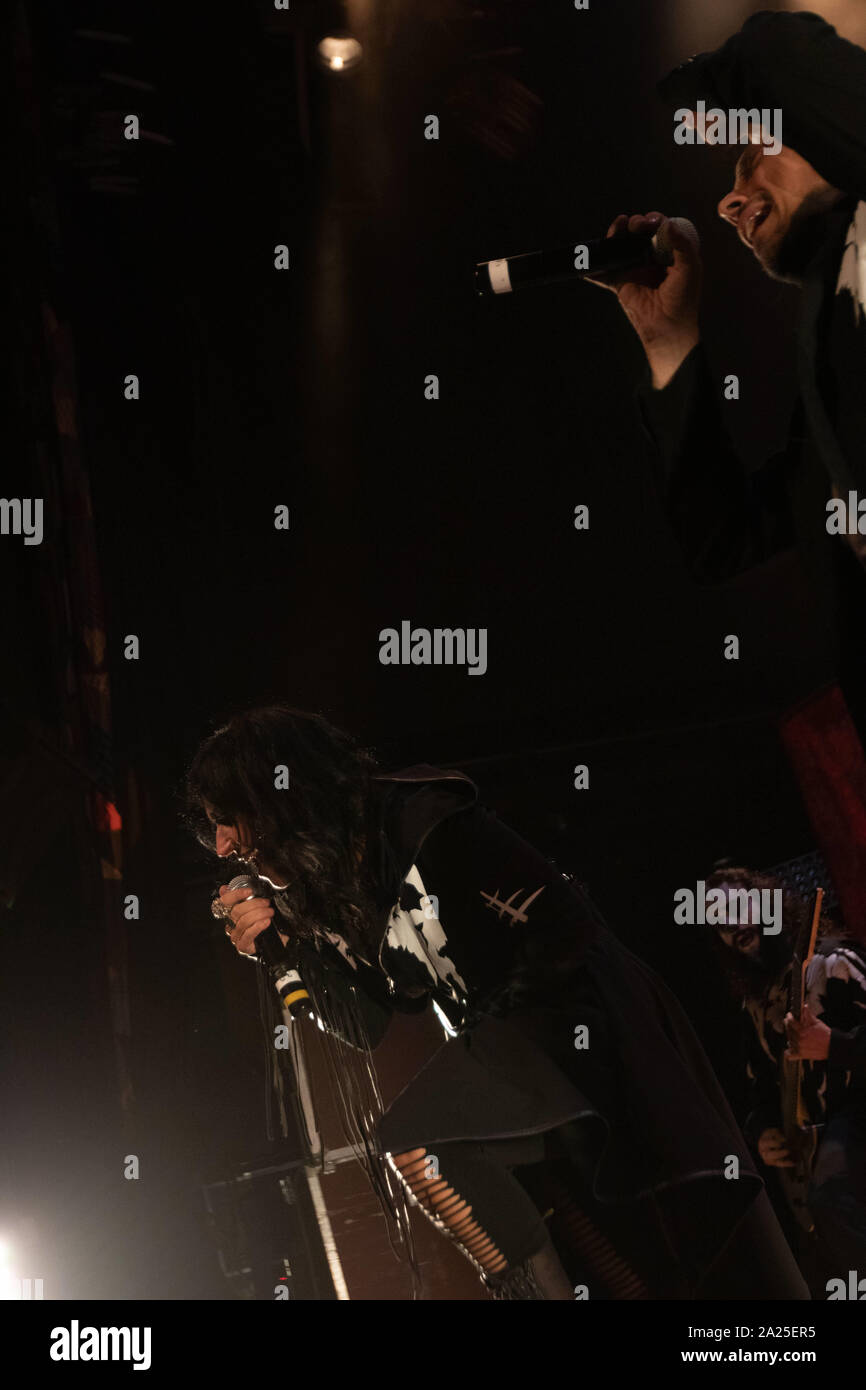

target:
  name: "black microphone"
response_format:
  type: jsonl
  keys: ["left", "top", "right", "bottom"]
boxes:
{"left": 214, "top": 874, "right": 311, "bottom": 1018}
{"left": 474, "top": 217, "right": 698, "bottom": 296}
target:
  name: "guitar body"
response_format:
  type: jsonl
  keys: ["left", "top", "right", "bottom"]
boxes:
{"left": 776, "top": 1111, "right": 822, "bottom": 1233}
{"left": 777, "top": 889, "right": 824, "bottom": 1235}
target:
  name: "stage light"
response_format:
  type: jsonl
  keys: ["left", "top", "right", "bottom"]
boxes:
{"left": 317, "top": 35, "right": 363, "bottom": 74}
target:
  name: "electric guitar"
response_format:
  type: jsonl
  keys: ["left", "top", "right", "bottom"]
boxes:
{"left": 778, "top": 888, "right": 824, "bottom": 1233}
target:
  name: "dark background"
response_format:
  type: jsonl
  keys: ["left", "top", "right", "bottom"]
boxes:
{"left": 2, "top": 0, "right": 859, "bottom": 1298}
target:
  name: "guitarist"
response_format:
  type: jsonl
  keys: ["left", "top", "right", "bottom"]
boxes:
{"left": 706, "top": 866, "right": 866, "bottom": 1285}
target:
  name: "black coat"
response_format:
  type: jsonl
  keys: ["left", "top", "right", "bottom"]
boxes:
{"left": 288, "top": 768, "right": 809, "bottom": 1298}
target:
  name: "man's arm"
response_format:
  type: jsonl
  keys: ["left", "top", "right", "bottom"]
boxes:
{"left": 587, "top": 209, "right": 798, "bottom": 584}
{"left": 788, "top": 947, "right": 866, "bottom": 1076}
{"left": 636, "top": 342, "right": 798, "bottom": 583}
{"left": 785, "top": 1007, "right": 866, "bottom": 1075}
{"left": 829, "top": 1025, "right": 866, "bottom": 1075}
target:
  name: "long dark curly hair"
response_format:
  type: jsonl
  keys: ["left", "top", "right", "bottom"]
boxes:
{"left": 702, "top": 865, "right": 841, "bottom": 1003}
{"left": 185, "top": 706, "right": 424, "bottom": 1292}
{"left": 183, "top": 705, "right": 383, "bottom": 958}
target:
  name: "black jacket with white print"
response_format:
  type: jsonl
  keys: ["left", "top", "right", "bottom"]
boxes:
{"left": 274, "top": 767, "right": 809, "bottom": 1295}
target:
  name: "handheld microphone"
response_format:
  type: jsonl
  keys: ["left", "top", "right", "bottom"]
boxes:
{"left": 214, "top": 874, "right": 311, "bottom": 1018}
{"left": 474, "top": 218, "right": 698, "bottom": 296}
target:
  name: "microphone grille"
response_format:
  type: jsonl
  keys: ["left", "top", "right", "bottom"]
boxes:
{"left": 654, "top": 215, "right": 701, "bottom": 259}
{"left": 227, "top": 874, "right": 257, "bottom": 892}
{"left": 212, "top": 874, "right": 258, "bottom": 921}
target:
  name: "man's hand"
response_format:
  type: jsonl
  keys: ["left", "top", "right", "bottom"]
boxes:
{"left": 584, "top": 211, "right": 702, "bottom": 389}
{"left": 785, "top": 1004, "right": 832, "bottom": 1061}
{"left": 217, "top": 882, "right": 289, "bottom": 959}
{"left": 757, "top": 1127, "right": 795, "bottom": 1168}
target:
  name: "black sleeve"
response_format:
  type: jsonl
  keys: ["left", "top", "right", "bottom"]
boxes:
{"left": 635, "top": 343, "right": 797, "bottom": 583}
{"left": 658, "top": 10, "right": 866, "bottom": 200}
{"left": 814, "top": 949, "right": 866, "bottom": 1081}
{"left": 829, "top": 1025, "right": 866, "bottom": 1078}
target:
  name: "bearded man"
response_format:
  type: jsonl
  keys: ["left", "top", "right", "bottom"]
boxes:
{"left": 705, "top": 865, "right": 866, "bottom": 1290}
{"left": 590, "top": 10, "right": 866, "bottom": 738}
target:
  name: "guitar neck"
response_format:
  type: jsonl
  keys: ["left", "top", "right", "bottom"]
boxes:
{"left": 781, "top": 888, "right": 823, "bottom": 1141}
{"left": 789, "top": 956, "right": 803, "bottom": 1019}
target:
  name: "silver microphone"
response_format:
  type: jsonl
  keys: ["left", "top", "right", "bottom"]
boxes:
{"left": 212, "top": 875, "right": 310, "bottom": 1016}
{"left": 211, "top": 873, "right": 260, "bottom": 920}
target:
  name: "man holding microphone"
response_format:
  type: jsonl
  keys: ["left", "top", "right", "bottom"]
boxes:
{"left": 588, "top": 9, "right": 866, "bottom": 739}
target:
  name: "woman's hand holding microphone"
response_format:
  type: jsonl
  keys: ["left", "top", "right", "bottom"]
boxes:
{"left": 215, "top": 882, "right": 290, "bottom": 959}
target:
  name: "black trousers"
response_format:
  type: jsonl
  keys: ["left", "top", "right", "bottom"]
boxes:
{"left": 403, "top": 1128, "right": 809, "bottom": 1299}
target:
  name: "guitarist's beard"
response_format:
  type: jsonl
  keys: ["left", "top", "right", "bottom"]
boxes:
{"left": 724, "top": 930, "right": 794, "bottom": 1003}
